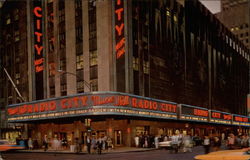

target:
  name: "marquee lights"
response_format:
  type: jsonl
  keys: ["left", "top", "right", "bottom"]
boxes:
{"left": 7, "top": 92, "right": 250, "bottom": 126}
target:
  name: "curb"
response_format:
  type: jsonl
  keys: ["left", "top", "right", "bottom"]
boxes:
{"left": 15, "top": 148, "right": 157, "bottom": 155}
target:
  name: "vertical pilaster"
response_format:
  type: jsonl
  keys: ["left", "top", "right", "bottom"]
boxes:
{"left": 65, "top": 0, "right": 76, "bottom": 95}
{"left": 96, "top": 0, "right": 112, "bottom": 91}
{"left": 82, "top": 0, "right": 90, "bottom": 92}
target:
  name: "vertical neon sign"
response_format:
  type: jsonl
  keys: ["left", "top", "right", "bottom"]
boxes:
{"left": 33, "top": 1, "right": 44, "bottom": 100}
{"left": 115, "top": 0, "right": 125, "bottom": 59}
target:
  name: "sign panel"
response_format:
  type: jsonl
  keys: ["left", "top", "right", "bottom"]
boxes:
{"left": 33, "top": 0, "right": 44, "bottom": 100}
{"left": 7, "top": 92, "right": 177, "bottom": 122}
{"left": 210, "top": 110, "right": 232, "bottom": 125}
{"left": 232, "top": 114, "right": 250, "bottom": 126}
{"left": 180, "top": 104, "right": 209, "bottom": 122}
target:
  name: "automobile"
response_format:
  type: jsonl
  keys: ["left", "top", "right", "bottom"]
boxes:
{"left": 158, "top": 140, "right": 172, "bottom": 149}
{"left": 0, "top": 140, "right": 25, "bottom": 151}
{"left": 194, "top": 148, "right": 250, "bottom": 160}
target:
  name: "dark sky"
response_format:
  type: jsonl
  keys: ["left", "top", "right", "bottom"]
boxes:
{"left": 200, "top": 0, "right": 221, "bottom": 13}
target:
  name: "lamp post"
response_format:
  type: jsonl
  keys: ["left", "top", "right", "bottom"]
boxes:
{"left": 57, "top": 70, "right": 92, "bottom": 92}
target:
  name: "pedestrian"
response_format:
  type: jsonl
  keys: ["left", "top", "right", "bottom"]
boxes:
{"left": 171, "top": 133, "right": 180, "bottom": 153}
{"left": 107, "top": 136, "right": 113, "bottom": 151}
{"left": 154, "top": 135, "right": 159, "bottom": 149}
{"left": 97, "top": 137, "right": 103, "bottom": 155}
{"left": 86, "top": 136, "right": 91, "bottom": 154}
{"left": 28, "top": 138, "right": 33, "bottom": 150}
{"left": 134, "top": 135, "right": 139, "bottom": 147}
{"left": 183, "top": 134, "right": 192, "bottom": 153}
{"left": 203, "top": 136, "right": 210, "bottom": 154}
{"left": 212, "top": 136, "right": 221, "bottom": 151}
{"left": 43, "top": 135, "right": 48, "bottom": 151}
{"left": 91, "top": 137, "right": 97, "bottom": 154}
{"left": 227, "top": 133, "right": 235, "bottom": 149}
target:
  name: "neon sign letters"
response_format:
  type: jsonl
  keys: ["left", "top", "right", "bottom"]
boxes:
{"left": 115, "top": 0, "right": 125, "bottom": 59}
{"left": 34, "top": 5, "right": 44, "bottom": 73}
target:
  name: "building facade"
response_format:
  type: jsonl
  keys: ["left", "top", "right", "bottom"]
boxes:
{"left": 216, "top": 0, "right": 250, "bottom": 49}
{"left": 0, "top": 0, "right": 250, "bottom": 147}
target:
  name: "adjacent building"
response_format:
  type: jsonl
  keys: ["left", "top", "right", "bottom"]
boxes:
{"left": 0, "top": 0, "right": 249, "bottom": 147}
{"left": 216, "top": 0, "right": 250, "bottom": 49}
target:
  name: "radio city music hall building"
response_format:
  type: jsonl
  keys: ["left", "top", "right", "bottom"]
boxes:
{"left": 1, "top": 0, "right": 250, "bottom": 147}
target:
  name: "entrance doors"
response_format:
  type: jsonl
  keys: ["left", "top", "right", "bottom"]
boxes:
{"left": 114, "top": 130, "right": 122, "bottom": 146}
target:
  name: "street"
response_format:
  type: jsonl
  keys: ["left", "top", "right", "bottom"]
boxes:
{"left": 1, "top": 146, "right": 204, "bottom": 160}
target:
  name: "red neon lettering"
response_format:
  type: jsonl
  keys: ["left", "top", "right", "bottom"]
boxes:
{"left": 144, "top": 100, "right": 149, "bottom": 109}
{"left": 34, "top": 7, "right": 42, "bottom": 17}
{"left": 19, "top": 105, "right": 27, "bottom": 114}
{"left": 72, "top": 97, "right": 79, "bottom": 107}
{"left": 36, "top": 19, "right": 41, "bottom": 30}
{"left": 194, "top": 109, "right": 208, "bottom": 117}
{"left": 152, "top": 102, "right": 157, "bottom": 110}
{"left": 115, "top": 23, "right": 124, "bottom": 36}
{"left": 117, "top": 0, "right": 121, "bottom": 5}
{"left": 35, "top": 32, "right": 42, "bottom": 42}
{"left": 35, "top": 65, "right": 44, "bottom": 72}
{"left": 117, "top": 96, "right": 129, "bottom": 106}
{"left": 116, "top": 38, "right": 125, "bottom": 50}
{"left": 212, "top": 112, "right": 221, "bottom": 119}
{"left": 34, "top": 104, "right": 39, "bottom": 112}
{"left": 8, "top": 107, "right": 19, "bottom": 115}
{"left": 138, "top": 100, "right": 143, "bottom": 108}
{"left": 34, "top": 44, "right": 43, "bottom": 55}
{"left": 27, "top": 105, "right": 33, "bottom": 113}
{"left": 49, "top": 101, "right": 57, "bottom": 110}
{"left": 34, "top": 58, "right": 44, "bottom": 65}
{"left": 115, "top": 8, "right": 124, "bottom": 21}
{"left": 116, "top": 46, "right": 125, "bottom": 59}
{"left": 39, "top": 103, "right": 46, "bottom": 112}
{"left": 61, "top": 99, "right": 68, "bottom": 109}
{"left": 79, "top": 96, "right": 88, "bottom": 106}
{"left": 223, "top": 114, "right": 232, "bottom": 120}
{"left": 132, "top": 98, "right": 137, "bottom": 107}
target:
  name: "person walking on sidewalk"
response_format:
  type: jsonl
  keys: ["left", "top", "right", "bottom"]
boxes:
{"left": 203, "top": 136, "right": 210, "bottom": 154}
{"left": 97, "top": 137, "right": 103, "bottom": 155}
{"left": 86, "top": 136, "right": 91, "bottom": 154}
{"left": 28, "top": 138, "right": 33, "bottom": 150}
{"left": 43, "top": 135, "right": 48, "bottom": 151}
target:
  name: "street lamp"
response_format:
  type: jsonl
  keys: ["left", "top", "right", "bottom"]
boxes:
{"left": 57, "top": 70, "right": 92, "bottom": 92}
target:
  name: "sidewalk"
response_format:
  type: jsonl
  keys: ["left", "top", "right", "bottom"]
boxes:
{"left": 17, "top": 147, "right": 157, "bottom": 154}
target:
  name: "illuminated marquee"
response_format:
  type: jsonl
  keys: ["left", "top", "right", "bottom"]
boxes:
{"left": 7, "top": 92, "right": 178, "bottom": 122}
{"left": 180, "top": 104, "right": 209, "bottom": 122}
{"left": 210, "top": 110, "right": 232, "bottom": 125}
{"left": 232, "top": 114, "right": 250, "bottom": 126}
{"left": 115, "top": 0, "right": 125, "bottom": 59}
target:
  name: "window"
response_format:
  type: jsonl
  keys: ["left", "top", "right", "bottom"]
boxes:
{"left": 6, "top": 14, "right": 11, "bottom": 24}
{"left": 14, "top": 31, "right": 20, "bottom": 42}
{"left": 90, "top": 79, "right": 98, "bottom": 91}
{"left": 76, "top": 55, "right": 84, "bottom": 70}
{"left": 246, "top": 39, "right": 249, "bottom": 43}
{"left": 133, "top": 57, "right": 139, "bottom": 71}
{"left": 246, "top": 32, "right": 249, "bottom": 36}
{"left": 76, "top": 27, "right": 83, "bottom": 43}
{"left": 143, "top": 61, "right": 149, "bottom": 74}
{"left": 77, "top": 81, "right": 84, "bottom": 93}
{"left": 90, "top": 66, "right": 97, "bottom": 79}
{"left": 14, "top": 9, "right": 19, "bottom": 21}
{"left": 90, "top": 51, "right": 97, "bottom": 66}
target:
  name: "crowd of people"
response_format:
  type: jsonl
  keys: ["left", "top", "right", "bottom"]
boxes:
{"left": 22, "top": 135, "right": 114, "bottom": 154}
{"left": 134, "top": 132, "right": 250, "bottom": 154}
{"left": 16, "top": 131, "right": 250, "bottom": 154}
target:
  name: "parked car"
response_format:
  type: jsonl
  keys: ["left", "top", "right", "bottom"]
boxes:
{"left": 0, "top": 140, "right": 25, "bottom": 151}
{"left": 194, "top": 148, "right": 250, "bottom": 160}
